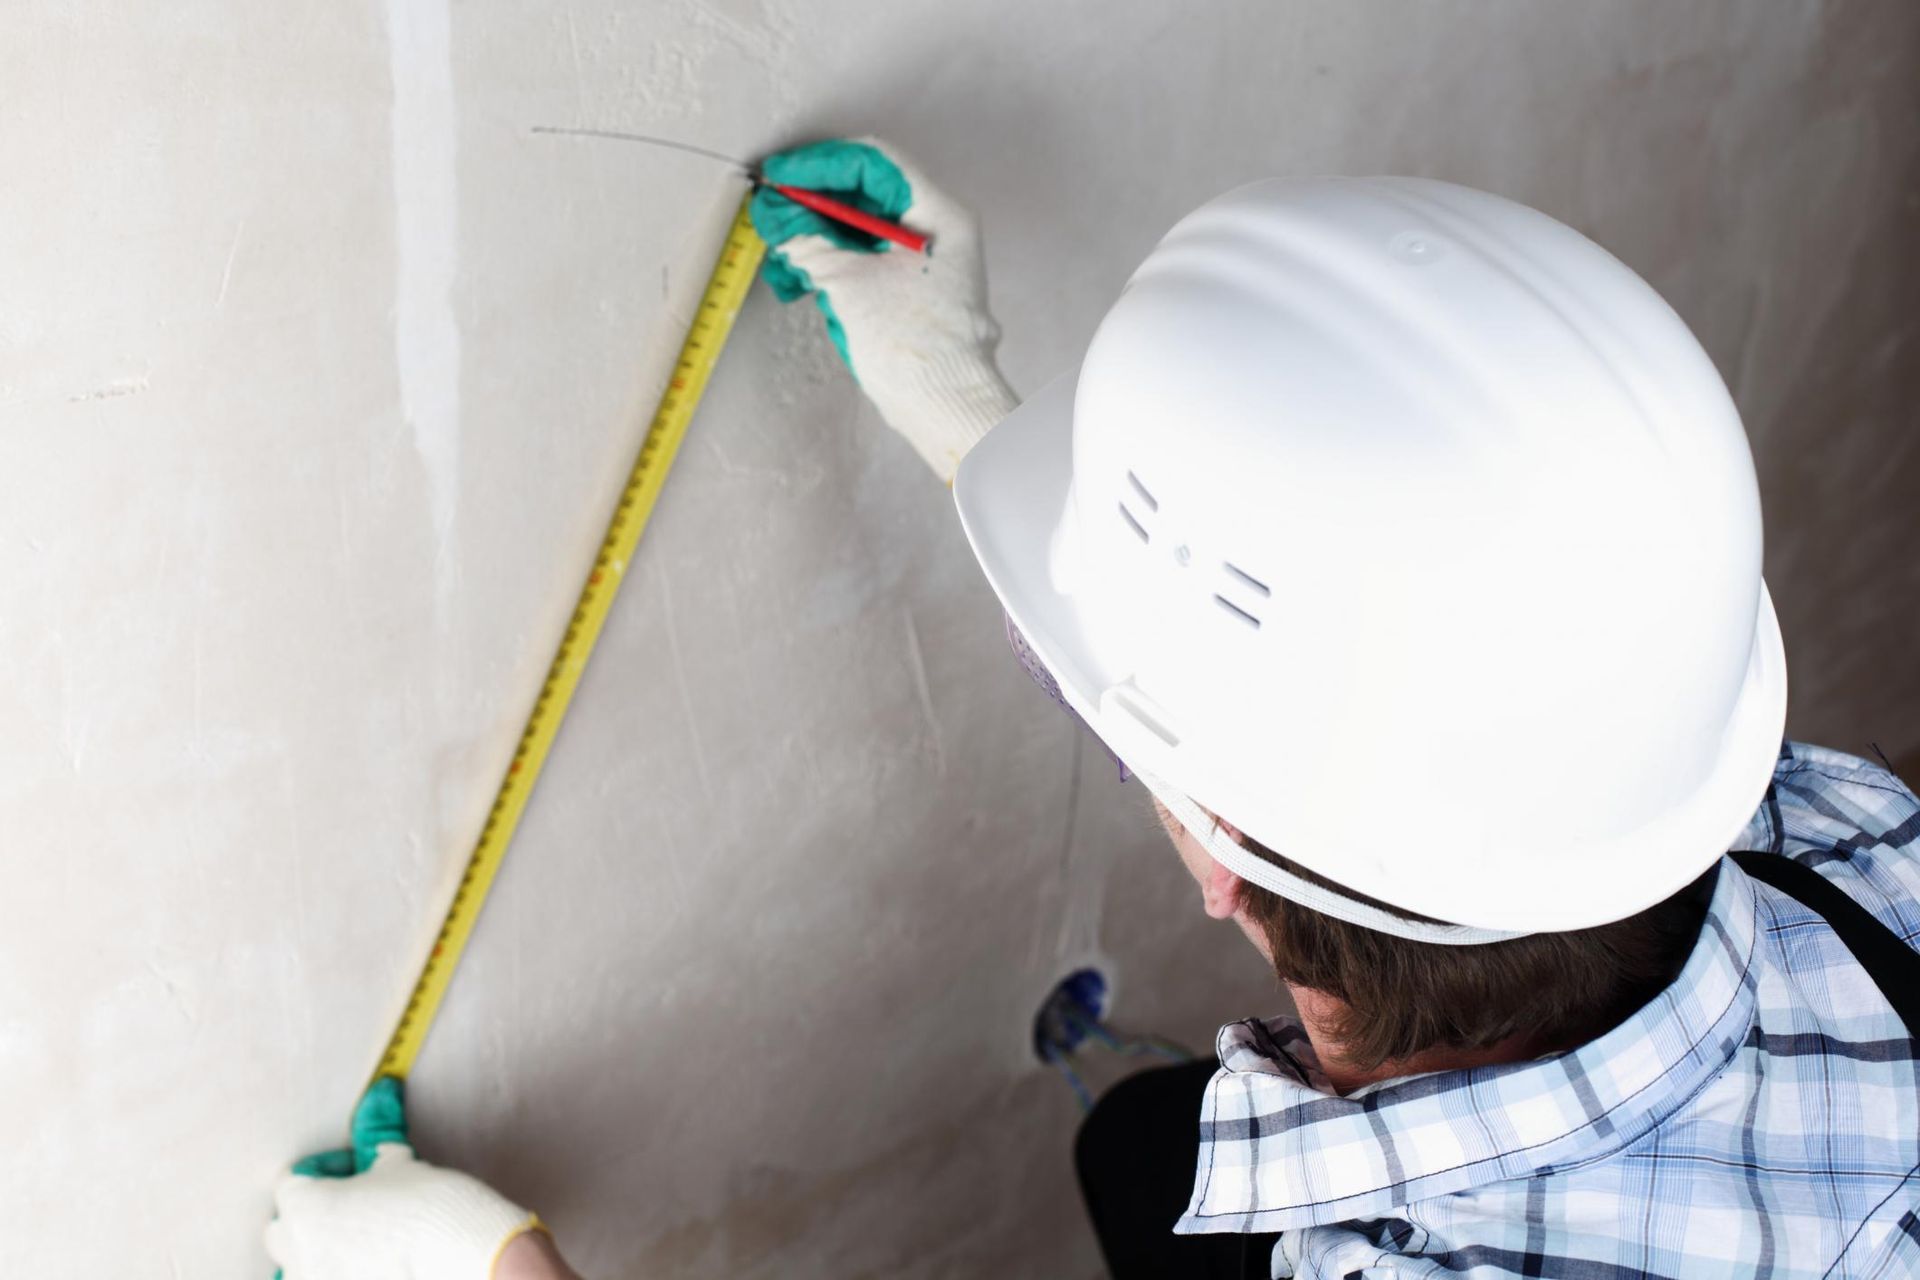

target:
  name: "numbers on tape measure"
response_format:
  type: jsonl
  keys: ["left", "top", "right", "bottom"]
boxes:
{"left": 368, "top": 198, "right": 766, "bottom": 1086}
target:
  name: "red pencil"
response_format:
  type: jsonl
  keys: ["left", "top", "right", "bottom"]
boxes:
{"left": 766, "top": 183, "right": 930, "bottom": 255}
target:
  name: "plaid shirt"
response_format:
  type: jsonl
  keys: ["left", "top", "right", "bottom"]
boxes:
{"left": 1178, "top": 741, "right": 1920, "bottom": 1278}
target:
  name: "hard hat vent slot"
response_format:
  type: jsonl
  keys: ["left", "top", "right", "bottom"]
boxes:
{"left": 1126, "top": 471, "right": 1159, "bottom": 512}
{"left": 1214, "top": 596, "right": 1262, "bottom": 629}
{"left": 1223, "top": 563, "right": 1270, "bottom": 597}
{"left": 1118, "top": 471, "right": 1158, "bottom": 544}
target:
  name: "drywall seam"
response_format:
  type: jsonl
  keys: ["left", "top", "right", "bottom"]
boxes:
{"left": 387, "top": 0, "right": 462, "bottom": 616}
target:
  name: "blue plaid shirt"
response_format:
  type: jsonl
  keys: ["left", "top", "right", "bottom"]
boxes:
{"left": 1178, "top": 742, "right": 1920, "bottom": 1278}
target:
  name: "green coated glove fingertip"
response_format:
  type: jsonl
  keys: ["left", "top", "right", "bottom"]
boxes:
{"left": 350, "top": 1075, "right": 410, "bottom": 1171}
{"left": 750, "top": 138, "right": 912, "bottom": 257}
{"left": 759, "top": 140, "right": 912, "bottom": 219}
{"left": 746, "top": 138, "right": 906, "bottom": 376}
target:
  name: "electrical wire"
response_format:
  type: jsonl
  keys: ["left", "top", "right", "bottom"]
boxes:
{"left": 1060, "top": 1003, "right": 1193, "bottom": 1065}
{"left": 1035, "top": 983, "right": 1195, "bottom": 1113}
{"left": 1041, "top": 1043, "right": 1096, "bottom": 1112}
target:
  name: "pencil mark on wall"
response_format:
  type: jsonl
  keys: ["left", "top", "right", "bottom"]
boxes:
{"left": 656, "top": 564, "right": 717, "bottom": 803}
{"left": 562, "top": 7, "right": 588, "bottom": 101}
{"left": 901, "top": 607, "right": 946, "bottom": 777}
{"left": 1052, "top": 733, "right": 1086, "bottom": 958}
{"left": 214, "top": 216, "right": 247, "bottom": 309}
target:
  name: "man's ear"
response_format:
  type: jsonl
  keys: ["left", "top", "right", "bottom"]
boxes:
{"left": 1197, "top": 815, "right": 1253, "bottom": 920}
{"left": 1200, "top": 856, "right": 1247, "bottom": 921}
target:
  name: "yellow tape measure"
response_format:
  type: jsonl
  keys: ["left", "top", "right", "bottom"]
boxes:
{"left": 370, "top": 194, "right": 766, "bottom": 1084}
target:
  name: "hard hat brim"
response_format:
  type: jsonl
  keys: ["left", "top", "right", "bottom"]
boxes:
{"left": 954, "top": 368, "right": 1791, "bottom": 933}
{"left": 953, "top": 367, "right": 1108, "bottom": 724}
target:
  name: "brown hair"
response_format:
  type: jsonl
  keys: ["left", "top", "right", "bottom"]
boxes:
{"left": 1236, "top": 842, "right": 1715, "bottom": 1069}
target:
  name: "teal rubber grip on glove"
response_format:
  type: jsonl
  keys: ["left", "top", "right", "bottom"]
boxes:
{"left": 271, "top": 1079, "right": 409, "bottom": 1277}
{"left": 268, "top": 1077, "right": 540, "bottom": 1280}
{"left": 290, "top": 1075, "right": 410, "bottom": 1180}
{"left": 751, "top": 139, "right": 914, "bottom": 373}
{"left": 748, "top": 137, "right": 1019, "bottom": 483}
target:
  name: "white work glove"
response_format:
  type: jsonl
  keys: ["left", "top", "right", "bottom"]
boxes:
{"left": 266, "top": 1077, "right": 542, "bottom": 1280}
{"left": 751, "top": 137, "right": 1020, "bottom": 483}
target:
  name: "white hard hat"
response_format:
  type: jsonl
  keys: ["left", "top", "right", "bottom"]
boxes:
{"left": 954, "top": 176, "right": 1786, "bottom": 939}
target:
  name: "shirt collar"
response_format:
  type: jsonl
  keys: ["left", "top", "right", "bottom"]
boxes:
{"left": 1179, "top": 858, "right": 1761, "bottom": 1234}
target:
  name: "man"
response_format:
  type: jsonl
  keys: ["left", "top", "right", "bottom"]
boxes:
{"left": 266, "top": 141, "right": 1920, "bottom": 1279}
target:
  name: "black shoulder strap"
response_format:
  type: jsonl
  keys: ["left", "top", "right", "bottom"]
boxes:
{"left": 1730, "top": 850, "right": 1920, "bottom": 1035}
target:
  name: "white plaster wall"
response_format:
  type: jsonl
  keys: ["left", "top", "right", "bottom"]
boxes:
{"left": 3, "top": 2, "right": 1915, "bottom": 1275}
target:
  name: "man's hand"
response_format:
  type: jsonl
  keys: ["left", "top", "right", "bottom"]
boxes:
{"left": 266, "top": 1077, "right": 563, "bottom": 1280}
{"left": 751, "top": 137, "right": 1019, "bottom": 483}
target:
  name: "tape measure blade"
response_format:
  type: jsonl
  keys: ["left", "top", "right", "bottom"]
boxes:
{"left": 368, "top": 196, "right": 766, "bottom": 1087}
